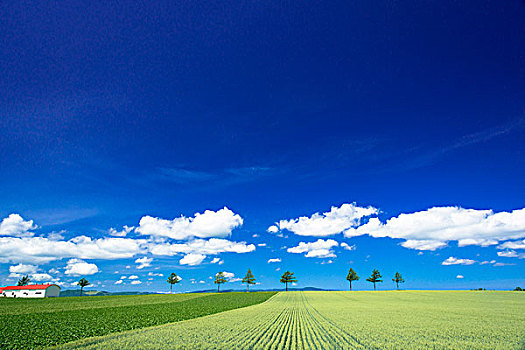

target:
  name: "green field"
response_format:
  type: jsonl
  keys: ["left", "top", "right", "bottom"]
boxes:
{"left": 0, "top": 292, "right": 276, "bottom": 349}
{"left": 55, "top": 291, "right": 525, "bottom": 350}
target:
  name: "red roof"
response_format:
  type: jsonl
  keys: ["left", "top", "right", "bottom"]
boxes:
{"left": 1, "top": 284, "right": 60, "bottom": 291}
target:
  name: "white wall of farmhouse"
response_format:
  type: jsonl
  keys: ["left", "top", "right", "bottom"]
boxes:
{"left": 1, "top": 285, "right": 61, "bottom": 298}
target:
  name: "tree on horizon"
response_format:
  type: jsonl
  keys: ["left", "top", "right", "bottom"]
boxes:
{"left": 392, "top": 272, "right": 405, "bottom": 290}
{"left": 214, "top": 272, "right": 227, "bottom": 293}
{"left": 242, "top": 269, "right": 256, "bottom": 292}
{"left": 17, "top": 275, "right": 31, "bottom": 286}
{"left": 78, "top": 278, "right": 90, "bottom": 296}
{"left": 346, "top": 268, "right": 359, "bottom": 291}
{"left": 366, "top": 269, "right": 383, "bottom": 291}
{"left": 280, "top": 271, "right": 297, "bottom": 291}
{"left": 167, "top": 272, "right": 180, "bottom": 294}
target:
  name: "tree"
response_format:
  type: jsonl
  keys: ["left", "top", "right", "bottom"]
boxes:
{"left": 280, "top": 271, "right": 297, "bottom": 291}
{"left": 167, "top": 273, "right": 181, "bottom": 294}
{"left": 17, "top": 275, "right": 31, "bottom": 286}
{"left": 214, "top": 272, "right": 227, "bottom": 292}
{"left": 78, "top": 278, "right": 90, "bottom": 296}
{"left": 366, "top": 269, "right": 383, "bottom": 291}
{"left": 392, "top": 272, "right": 405, "bottom": 290}
{"left": 346, "top": 268, "right": 359, "bottom": 291}
{"left": 242, "top": 269, "right": 256, "bottom": 292}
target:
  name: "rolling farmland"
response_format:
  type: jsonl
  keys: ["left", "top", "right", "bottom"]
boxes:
{"left": 0, "top": 292, "right": 276, "bottom": 349}
{"left": 57, "top": 291, "right": 525, "bottom": 350}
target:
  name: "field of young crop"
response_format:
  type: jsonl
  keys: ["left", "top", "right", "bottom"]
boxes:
{"left": 0, "top": 292, "right": 276, "bottom": 349}
{"left": 57, "top": 291, "right": 525, "bottom": 350}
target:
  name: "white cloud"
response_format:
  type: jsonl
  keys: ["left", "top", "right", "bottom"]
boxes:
{"left": 287, "top": 239, "right": 339, "bottom": 258}
{"left": 9, "top": 264, "right": 38, "bottom": 274}
{"left": 400, "top": 240, "right": 448, "bottom": 251}
{"left": 271, "top": 203, "right": 378, "bottom": 237}
{"left": 135, "top": 207, "right": 243, "bottom": 240}
{"left": 180, "top": 253, "right": 206, "bottom": 266}
{"left": 345, "top": 207, "right": 525, "bottom": 250}
{"left": 120, "top": 275, "right": 127, "bottom": 279}
{"left": 498, "top": 239, "right": 525, "bottom": 250}
{"left": 148, "top": 238, "right": 255, "bottom": 258}
{"left": 31, "top": 273, "right": 53, "bottom": 281}
{"left": 128, "top": 275, "right": 139, "bottom": 280}
{"left": 480, "top": 260, "right": 496, "bottom": 265}
{"left": 340, "top": 242, "right": 356, "bottom": 251}
{"left": 135, "top": 256, "right": 152, "bottom": 269}
{"left": 257, "top": 243, "right": 266, "bottom": 247}
{"left": 252, "top": 234, "right": 260, "bottom": 237}
{"left": 130, "top": 280, "right": 142, "bottom": 285}
{"left": 498, "top": 250, "right": 518, "bottom": 258}
{"left": 65, "top": 259, "right": 99, "bottom": 276}
{"left": 148, "top": 272, "right": 163, "bottom": 277}
{"left": 456, "top": 275, "right": 464, "bottom": 279}
{"left": 211, "top": 257, "right": 223, "bottom": 265}
{"left": 109, "top": 225, "right": 134, "bottom": 237}
{"left": 0, "top": 214, "right": 36, "bottom": 237}
{"left": 267, "top": 258, "right": 281, "bottom": 263}
{"left": 267, "top": 226, "right": 279, "bottom": 233}
{"left": 0, "top": 235, "right": 144, "bottom": 264}
{"left": 114, "top": 280, "right": 123, "bottom": 285}
{"left": 217, "top": 271, "right": 235, "bottom": 280}
{"left": 441, "top": 257, "right": 476, "bottom": 266}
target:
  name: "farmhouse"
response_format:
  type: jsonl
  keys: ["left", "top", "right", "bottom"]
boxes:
{"left": 0, "top": 284, "right": 61, "bottom": 298}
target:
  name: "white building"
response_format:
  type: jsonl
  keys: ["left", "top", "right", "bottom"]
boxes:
{"left": 0, "top": 284, "right": 61, "bottom": 298}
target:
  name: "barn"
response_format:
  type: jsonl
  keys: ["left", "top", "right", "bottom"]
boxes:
{"left": 0, "top": 284, "right": 61, "bottom": 298}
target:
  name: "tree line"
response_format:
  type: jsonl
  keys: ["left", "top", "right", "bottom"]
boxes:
{"left": 15, "top": 268, "right": 404, "bottom": 295}
{"left": 165, "top": 268, "right": 403, "bottom": 293}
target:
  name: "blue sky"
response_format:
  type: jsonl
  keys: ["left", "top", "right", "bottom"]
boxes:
{"left": 1, "top": 0, "right": 524, "bottom": 292}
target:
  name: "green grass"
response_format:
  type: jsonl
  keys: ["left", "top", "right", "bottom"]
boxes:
{"left": 56, "top": 291, "right": 525, "bottom": 350}
{"left": 0, "top": 293, "right": 204, "bottom": 315}
{"left": 0, "top": 292, "right": 276, "bottom": 349}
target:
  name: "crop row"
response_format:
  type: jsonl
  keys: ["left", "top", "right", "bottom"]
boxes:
{"left": 0, "top": 292, "right": 276, "bottom": 349}
{"left": 56, "top": 291, "right": 525, "bottom": 350}
{"left": 0, "top": 293, "right": 204, "bottom": 316}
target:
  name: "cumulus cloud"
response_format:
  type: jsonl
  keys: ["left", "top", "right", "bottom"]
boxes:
{"left": 498, "top": 250, "right": 518, "bottom": 258}
{"left": 180, "top": 253, "right": 206, "bottom": 266}
{"left": 0, "top": 235, "right": 144, "bottom": 264}
{"left": 0, "top": 214, "right": 36, "bottom": 237}
{"left": 109, "top": 225, "right": 134, "bottom": 237}
{"left": 441, "top": 257, "right": 476, "bottom": 266}
{"left": 211, "top": 257, "right": 223, "bottom": 265}
{"left": 287, "top": 239, "right": 339, "bottom": 258}
{"left": 270, "top": 203, "right": 378, "bottom": 237}
{"left": 9, "top": 264, "right": 38, "bottom": 275}
{"left": 345, "top": 207, "right": 525, "bottom": 250}
{"left": 340, "top": 242, "right": 356, "bottom": 251}
{"left": 136, "top": 207, "right": 243, "bottom": 240}
{"left": 130, "top": 280, "right": 142, "bottom": 285}
{"left": 267, "top": 226, "right": 279, "bottom": 233}
{"left": 497, "top": 250, "right": 525, "bottom": 259}
{"left": 267, "top": 258, "right": 281, "bottom": 263}
{"left": 31, "top": 273, "right": 53, "bottom": 281}
{"left": 148, "top": 238, "right": 255, "bottom": 263}
{"left": 114, "top": 280, "right": 123, "bottom": 285}
{"left": 148, "top": 272, "right": 163, "bottom": 277}
{"left": 217, "top": 271, "right": 235, "bottom": 280}
{"left": 135, "top": 256, "right": 152, "bottom": 269}
{"left": 498, "top": 239, "right": 525, "bottom": 250}
{"left": 456, "top": 275, "right": 464, "bottom": 279}
{"left": 65, "top": 259, "right": 99, "bottom": 276}
{"left": 128, "top": 275, "right": 139, "bottom": 280}
{"left": 8, "top": 264, "right": 55, "bottom": 282}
